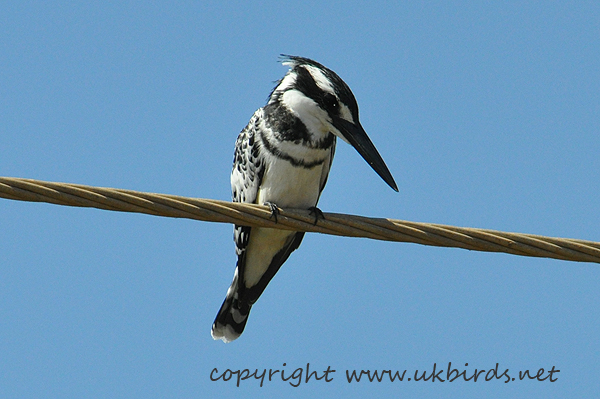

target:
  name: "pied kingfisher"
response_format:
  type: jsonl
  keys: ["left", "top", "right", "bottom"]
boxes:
{"left": 211, "top": 55, "right": 398, "bottom": 343}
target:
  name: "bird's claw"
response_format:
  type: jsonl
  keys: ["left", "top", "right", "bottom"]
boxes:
{"left": 308, "top": 206, "right": 325, "bottom": 225}
{"left": 264, "top": 201, "right": 280, "bottom": 223}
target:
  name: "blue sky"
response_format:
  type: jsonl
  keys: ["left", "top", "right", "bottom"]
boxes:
{"left": 1, "top": 1, "right": 599, "bottom": 397}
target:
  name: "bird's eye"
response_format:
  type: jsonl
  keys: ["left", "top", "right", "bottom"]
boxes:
{"left": 323, "top": 93, "right": 338, "bottom": 113}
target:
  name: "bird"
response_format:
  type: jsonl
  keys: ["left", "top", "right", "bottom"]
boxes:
{"left": 211, "top": 55, "right": 398, "bottom": 343}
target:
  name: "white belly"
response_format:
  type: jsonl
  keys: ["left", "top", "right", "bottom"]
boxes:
{"left": 256, "top": 155, "right": 325, "bottom": 209}
{"left": 243, "top": 155, "right": 326, "bottom": 287}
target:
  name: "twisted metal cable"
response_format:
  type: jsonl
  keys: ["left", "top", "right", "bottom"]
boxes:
{"left": 1, "top": 176, "right": 599, "bottom": 264}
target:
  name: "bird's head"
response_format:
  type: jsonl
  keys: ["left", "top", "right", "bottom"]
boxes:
{"left": 267, "top": 55, "right": 398, "bottom": 192}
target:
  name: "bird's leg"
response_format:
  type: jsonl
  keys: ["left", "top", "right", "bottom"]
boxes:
{"left": 264, "top": 201, "right": 280, "bottom": 223}
{"left": 308, "top": 206, "right": 325, "bottom": 226}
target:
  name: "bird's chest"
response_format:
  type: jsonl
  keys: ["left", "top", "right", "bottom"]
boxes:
{"left": 257, "top": 155, "right": 325, "bottom": 208}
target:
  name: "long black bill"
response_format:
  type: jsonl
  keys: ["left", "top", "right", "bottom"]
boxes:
{"left": 333, "top": 116, "right": 398, "bottom": 192}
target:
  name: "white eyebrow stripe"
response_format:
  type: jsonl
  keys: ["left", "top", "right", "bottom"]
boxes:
{"left": 304, "top": 65, "right": 335, "bottom": 94}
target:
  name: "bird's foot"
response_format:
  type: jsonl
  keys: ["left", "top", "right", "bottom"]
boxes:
{"left": 264, "top": 201, "right": 280, "bottom": 223}
{"left": 308, "top": 206, "right": 325, "bottom": 226}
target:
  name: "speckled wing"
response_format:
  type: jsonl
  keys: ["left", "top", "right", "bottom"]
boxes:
{"left": 211, "top": 111, "right": 266, "bottom": 342}
{"left": 230, "top": 111, "right": 265, "bottom": 257}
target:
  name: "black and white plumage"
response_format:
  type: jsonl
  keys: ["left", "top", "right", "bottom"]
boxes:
{"left": 211, "top": 56, "right": 398, "bottom": 343}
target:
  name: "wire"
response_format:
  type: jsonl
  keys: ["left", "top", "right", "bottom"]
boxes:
{"left": 1, "top": 176, "right": 599, "bottom": 263}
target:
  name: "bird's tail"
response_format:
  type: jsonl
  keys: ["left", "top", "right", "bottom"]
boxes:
{"left": 211, "top": 269, "right": 251, "bottom": 343}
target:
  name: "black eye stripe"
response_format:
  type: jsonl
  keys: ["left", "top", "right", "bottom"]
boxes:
{"left": 293, "top": 67, "right": 322, "bottom": 101}
{"left": 293, "top": 67, "right": 342, "bottom": 115}
{"left": 323, "top": 93, "right": 339, "bottom": 114}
